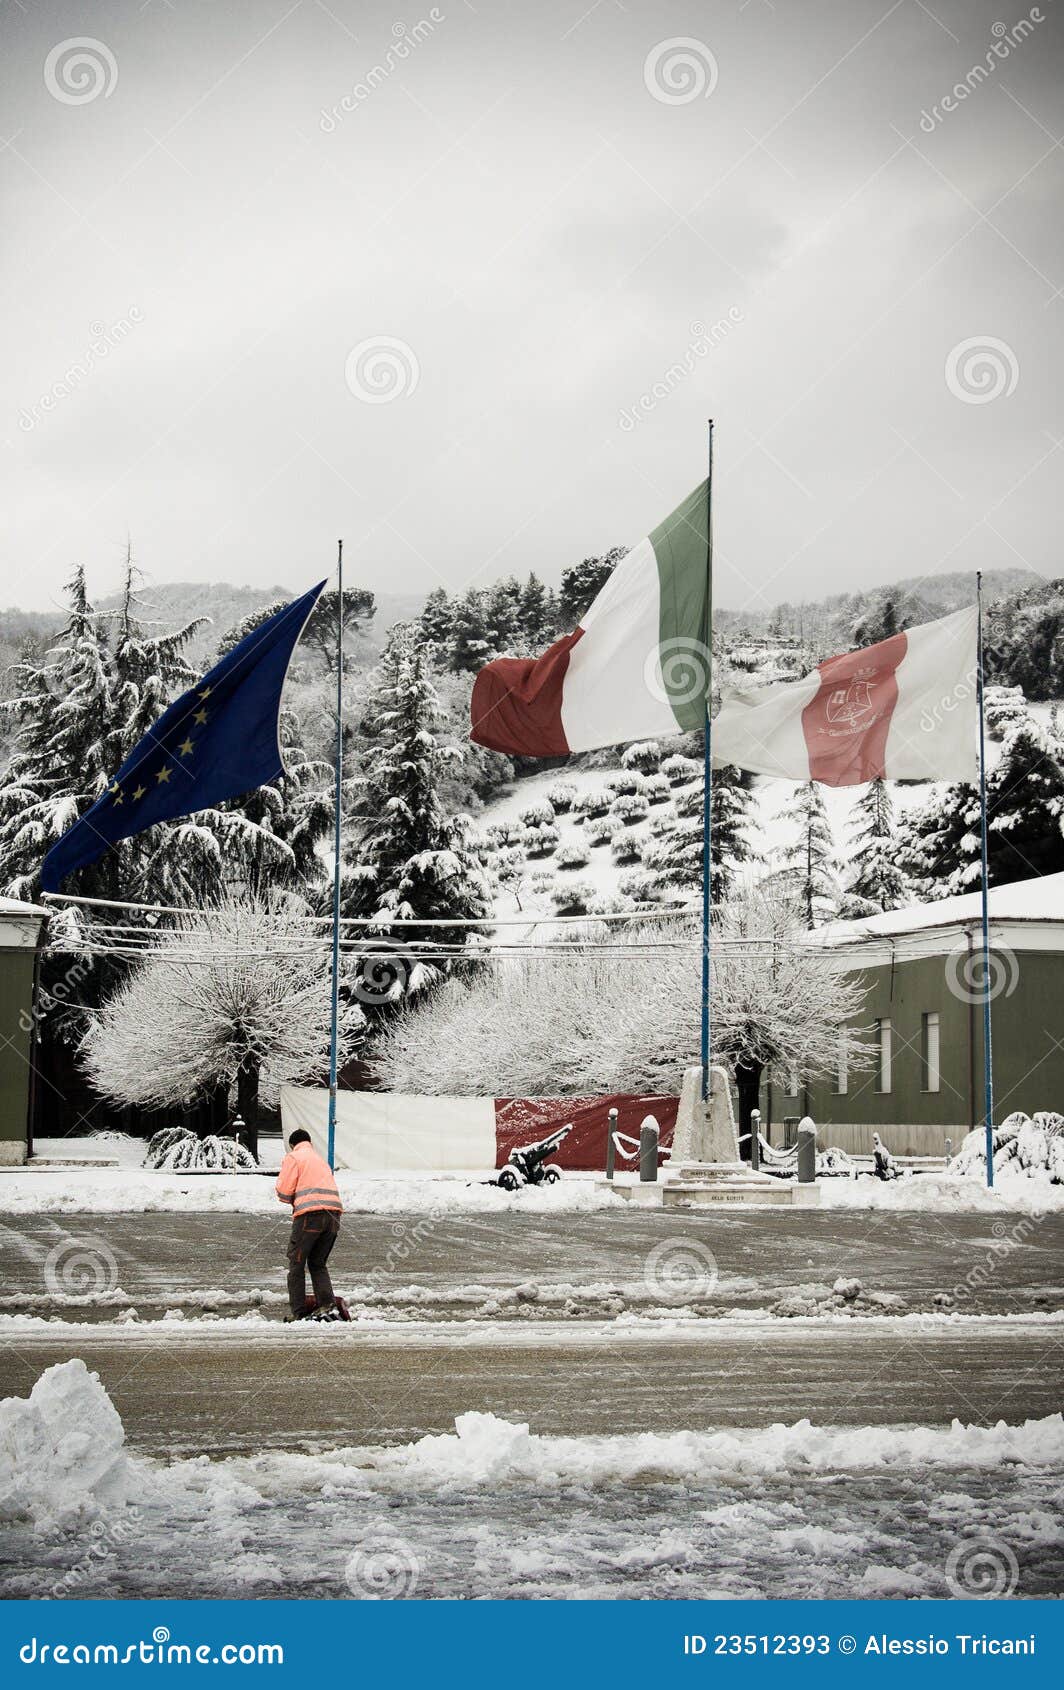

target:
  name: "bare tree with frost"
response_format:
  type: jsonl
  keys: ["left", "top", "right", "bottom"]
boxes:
{"left": 79, "top": 893, "right": 364, "bottom": 1153}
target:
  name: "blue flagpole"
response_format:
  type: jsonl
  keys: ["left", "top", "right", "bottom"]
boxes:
{"left": 700, "top": 421, "right": 714, "bottom": 1100}
{"left": 976, "top": 569, "right": 995, "bottom": 1189}
{"left": 327, "top": 541, "right": 344, "bottom": 1171}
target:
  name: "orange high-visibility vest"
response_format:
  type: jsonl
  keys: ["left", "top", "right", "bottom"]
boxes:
{"left": 276, "top": 1142, "right": 342, "bottom": 1219}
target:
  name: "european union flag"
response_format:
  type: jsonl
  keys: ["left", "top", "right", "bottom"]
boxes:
{"left": 40, "top": 580, "right": 328, "bottom": 893}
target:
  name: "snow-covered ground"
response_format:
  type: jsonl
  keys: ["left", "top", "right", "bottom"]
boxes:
{"left": 1, "top": 1360, "right": 1061, "bottom": 1599}
{"left": 4, "top": 1155, "right": 1062, "bottom": 1214}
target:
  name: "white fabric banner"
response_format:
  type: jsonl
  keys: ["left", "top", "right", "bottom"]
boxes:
{"left": 279, "top": 1086, "right": 496, "bottom": 1173}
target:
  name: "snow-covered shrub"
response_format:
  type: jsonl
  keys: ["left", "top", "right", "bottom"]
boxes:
{"left": 587, "top": 893, "right": 634, "bottom": 916}
{"left": 546, "top": 782, "right": 577, "bottom": 813}
{"left": 611, "top": 828, "right": 645, "bottom": 865}
{"left": 576, "top": 788, "right": 611, "bottom": 819}
{"left": 521, "top": 824, "right": 559, "bottom": 858}
{"left": 648, "top": 807, "right": 675, "bottom": 838}
{"left": 644, "top": 773, "right": 671, "bottom": 805}
{"left": 144, "top": 1128, "right": 256, "bottom": 1172}
{"left": 622, "top": 741, "right": 662, "bottom": 775}
{"left": 618, "top": 869, "right": 659, "bottom": 903}
{"left": 952, "top": 1108, "right": 1064, "bottom": 1185}
{"left": 983, "top": 685, "right": 1028, "bottom": 741}
{"left": 556, "top": 842, "right": 590, "bottom": 870}
{"left": 493, "top": 845, "right": 526, "bottom": 888}
{"left": 485, "top": 822, "right": 519, "bottom": 849}
{"left": 519, "top": 799, "right": 555, "bottom": 828}
{"left": 662, "top": 754, "right": 700, "bottom": 786}
{"left": 551, "top": 878, "right": 594, "bottom": 915}
{"left": 530, "top": 868, "right": 556, "bottom": 892}
{"left": 584, "top": 815, "right": 620, "bottom": 847}
{"left": 610, "top": 793, "right": 649, "bottom": 825}
{"left": 605, "top": 772, "right": 644, "bottom": 799}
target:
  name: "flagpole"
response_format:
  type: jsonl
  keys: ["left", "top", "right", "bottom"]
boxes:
{"left": 975, "top": 569, "right": 995, "bottom": 1189}
{"left": 700, "top": 420, "right": 714, "bottom": 1102}
{"left": 327, "top": 540, "right": 344, "bottom": 1171}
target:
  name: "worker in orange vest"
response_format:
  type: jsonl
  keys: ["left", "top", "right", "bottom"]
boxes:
{"left": 276, "top": 1129, "right": 343, "bottom": 1320}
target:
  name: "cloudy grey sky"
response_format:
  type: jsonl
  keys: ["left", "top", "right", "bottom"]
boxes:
{"left": 3, "top": 0, "right": 1062, "bottom": 616}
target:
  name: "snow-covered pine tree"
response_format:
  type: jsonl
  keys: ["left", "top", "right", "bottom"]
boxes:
{"left": 986, "top": 717, "right": 1064, "bottom": 884}
{"left": 841, "top": 778, "right": 907, "bottom": 916}
{"left": 896, "top": 781, "right": 981, "bottom": 900}
{"left": 420, "top": 587, "right": 453, "bottom": 650}
{"left": 641, "top": 763, "right": 755, "bottom": 904}
{"left": 448, "top": 591, "right": 493, "bottom": 673}
{"left": 899, "top": 718, "right": 1064, "bottom": 900}
{"left": 518, "top": 574, "right": 552, "bottom": 648}
{"left": 344, "top": 626, "right": 492, "bottom": 997}
{"left": 0, "top": 567, "right": 117, "bottom": 901}
{"left": 773, "top": 781, "right": 838, "bottom": 926}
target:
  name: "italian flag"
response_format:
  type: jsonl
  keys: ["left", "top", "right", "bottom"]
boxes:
{"left": 712, "top": 606, "right": 979, "bottom": 786}
{"left": 470, "top": 480, "right": 710, "bottom": 756}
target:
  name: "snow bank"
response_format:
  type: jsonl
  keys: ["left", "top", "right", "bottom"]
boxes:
{"left": 0, "top": 1359, "right": 129, "bottom": 1524}
{"left": 821, "top": 1170, "right": 1064, "bottom": 1214}
{"left": 348, "top": 1408, "right": 1064, "bottom": 1492}
{"left": 0, "top": 1167, "right": 622, "bottom": 1217}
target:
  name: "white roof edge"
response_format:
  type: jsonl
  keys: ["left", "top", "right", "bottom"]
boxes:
{"left": 810, "top": 872, "right": 1064, "bottom": 951}
{"left": 0, "top": 895, "right": 49, "bottom": 919}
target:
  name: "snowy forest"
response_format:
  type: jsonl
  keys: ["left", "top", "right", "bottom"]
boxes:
{"left": 2, "top": 552, "right": 1064, "bottom": 1132}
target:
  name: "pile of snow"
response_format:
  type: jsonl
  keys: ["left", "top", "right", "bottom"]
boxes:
{"left": 0, "top": 1359, "right": 129, "bottom": 1525}
{"left": 352, "top": 1407, "right": 1064, "bottom": 1490}
{"left": 0, "top": 1167, "right": 621, "bottom": 1216}
{"left": 820, "top": 1170, "right": 1064, "bottom": 1214}
{"left": 953, "top": 1111, "right": 1064, "bottom": 1187}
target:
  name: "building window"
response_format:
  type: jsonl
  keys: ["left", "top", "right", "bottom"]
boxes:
{"left": 921, "top": 1011, "right": 940, "bottom": 1093}
{"left": 834, "top": 1028, "right": 848, "bottom": 1095}
{"left": 875, "top": 1018, "right": 892, "bottom": 1094}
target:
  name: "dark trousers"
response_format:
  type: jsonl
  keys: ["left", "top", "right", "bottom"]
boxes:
{"left": 287, "top": 1210, "right": 341, "bottom": 1316}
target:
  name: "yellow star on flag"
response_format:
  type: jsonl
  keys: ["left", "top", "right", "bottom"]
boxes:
{"left": 194, "top": 708, "right": 208, "bottom": 725}
{"left": 156, "top": 765, "right": 172, "bottom": 784}
{"left": 178, "top": 737, "right": 195, "bottom": 757}
{"left": 132, "top": 785, "right": 147, "bottom": 801}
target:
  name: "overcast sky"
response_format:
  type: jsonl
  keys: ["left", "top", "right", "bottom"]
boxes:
{"left": 3, "top": 0, "right": 1062, "bottom": 617}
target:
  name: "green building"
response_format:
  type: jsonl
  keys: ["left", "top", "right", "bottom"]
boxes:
{"left": 760, "top": 873, "right": 1064, "bottom": 1157}
{"left": 0, "top": 896, "right": 48, "bottom": 1166}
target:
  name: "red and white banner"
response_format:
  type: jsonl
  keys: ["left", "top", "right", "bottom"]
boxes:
{"left": 712, "top": 607, "right": 978, "bottom": 786}
{"left": 280, "top": 1087, "right": 677, "bottom": 1173}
